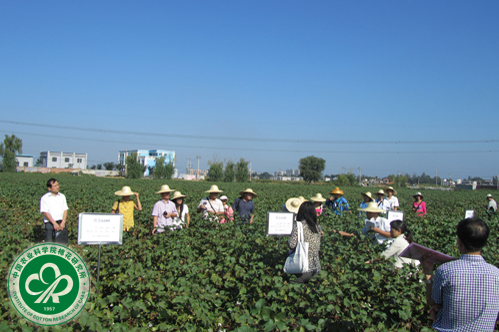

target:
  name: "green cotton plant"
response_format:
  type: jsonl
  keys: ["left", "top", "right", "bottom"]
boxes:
{"left": 0, "top": 173, "right": 498, "bottom": 331}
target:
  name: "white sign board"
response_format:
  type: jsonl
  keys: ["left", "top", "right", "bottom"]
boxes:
{"left": 266, "top": 212, "right": 294, "bottom": 236}
{"left": 78, "top": 213, "right": 123, "bottom": 245}
{"left": 465, "top": 210, "right": 474, "bottom": 219}
{"left": 387, "top": 210, "right": 404, "bottom": 223}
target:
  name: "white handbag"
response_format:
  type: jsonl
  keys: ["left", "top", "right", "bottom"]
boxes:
{"left": 283, "top": 222, "right": 309, "bottom": 274}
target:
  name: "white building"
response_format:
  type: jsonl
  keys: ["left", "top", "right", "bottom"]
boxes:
{"left": 16, "top": 154, "right": 34, "bottom": 167}
{"left": 118, "top": 149, "right": 176, "bottom": 177}
{"left": 39, "top": 151, "right": 88, "bottom": 169}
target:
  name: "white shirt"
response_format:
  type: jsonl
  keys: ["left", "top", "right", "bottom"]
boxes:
{"left": 383, "top": 196, "right": 399, "bottom": 211}
{"left": 40, "top": 192, "right": 68, "bottom": 223}
{"left": 488, "top": 199, "right": 497, "bottom": 212}
{"left": 198, "top": 197, "right": 223, "bottom": 220}
{"left": 361, "top": 216, "right": 393, "bottom": 245}
{"left": 381, "top": 234, "right": 419, "bottom": 268}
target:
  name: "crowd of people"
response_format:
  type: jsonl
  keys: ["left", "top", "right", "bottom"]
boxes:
{"left": 40, "top": 179, "right": 499, "bottom": 330}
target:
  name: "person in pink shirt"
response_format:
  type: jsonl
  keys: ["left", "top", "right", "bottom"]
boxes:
{"left": 412, "top": 192, "right": 426, "bottom": 216}
{"left": 219, "top": 195, "right": 234, "bottom": 223}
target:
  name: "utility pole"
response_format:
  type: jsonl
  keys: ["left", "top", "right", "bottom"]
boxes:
{"left": 250, "top": 159, "right": 252, "bottom": 182}
{"left": 197, "top": 154, "right": 200, "bottom": 178}
{"left": 436, "top": 168, "right": 438, "bottom": 186}
{"left": 359, "top": 167, "right": 362, "bottom": 185}
{"left": 342, "top": 166, "right": 345, "bottom": 174}
{"left": 186, "top": 158, "right": 190, "bottom": 173}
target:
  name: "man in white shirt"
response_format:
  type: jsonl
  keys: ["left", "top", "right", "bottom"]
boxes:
{"left": 383, "top": 187, "right": 399, "bottom": 211}
{"left": 197, "top": 185, "right": 225, "bottom": 221}
{"left": 40, "top": 178, "right": 68, "bottom": 242}
{"left": 333, "top": 202, "right": 393, "bottom": 245}
{"left": 486, "top": 194, "right": 497, "bottom": 215}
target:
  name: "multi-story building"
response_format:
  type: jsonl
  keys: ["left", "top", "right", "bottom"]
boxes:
{"left": 16, "top": 154, "right": 34, "bottom": 167}
{"left": 39, "top": 151, "right": 88, "bottom": 169}
{"left": 118, "top": 149, "right": 175, "bottom": 177}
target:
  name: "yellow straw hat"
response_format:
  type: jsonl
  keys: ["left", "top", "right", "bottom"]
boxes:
{"left": 330, "top": 187, "right": 342, "bottom": 195}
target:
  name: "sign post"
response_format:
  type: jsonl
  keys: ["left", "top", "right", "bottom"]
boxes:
{"left": 387, "top": 210, "right": 404, "bottom": 222}
{"left": 266, "top": 212, "right": 294, "bottom": 259}
{"left": 78, "top": 213, "right": 123, "bottom": 296}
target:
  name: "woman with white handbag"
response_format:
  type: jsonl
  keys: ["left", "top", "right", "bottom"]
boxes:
{"left": 286, "top": 201, "right": 322, "bottom": 284}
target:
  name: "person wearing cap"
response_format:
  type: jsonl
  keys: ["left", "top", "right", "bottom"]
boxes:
{"left": 333, "top": 202, "right": 393, "bottom": 245}
{"left": 412, "top": 192, "right": 426, "bottom": 217}
{"left": 220, "top": 195, "right": 234, "bottom": 223}
{"left": 485, "top": 194, "right": 497, "bottom": 215}
{"left": 359, "top": 192, "right": 374, "bottom": 217}
{"left": 171, "top": 191, "right": 190, "bottom": 229}
{"left": 197, "top": 185, "right": 224, "bottom": 221}
{"left": 111, "top": 186, "right": 142, "bottom": 231}
{"left": 383, "top": 187, "right": 399, "bottom": 211}
{"left": 325, "top": 187, "right": 351, "bottom": 215}
{"left": 375, "top": 189, "right": 387, "bottom": 211}
{"left": 232, "top": 188, "right": 257, "bottom": 224}
{"left": 152, "top": 185, "right": 178, "bottom": 234}
{"left": 310, "top": 193, "right": 326, "bottom": 216}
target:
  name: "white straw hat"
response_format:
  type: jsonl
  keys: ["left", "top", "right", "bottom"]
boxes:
{"left": 358, "top": 202, "right": 385, "bottom": 213}
{"left": 376, "top": 189, "right": 385, "bottom": 196}
{"left": 285, "top": 197, "right": 304, "bottom": 214}
{"left": 310, "top": 193, "right": 326, "bottom": 203}
{"left": 205, "top": 185, "right": 223, "bottom": 193}
{"left": 361, "top": 192, "right": 374, "bottom": 201}
{"left": 156, "top": 185, "right": 174, "bottom": 194}
{"left": 386, "top": 187, "right": 397, "bottom": 195}
{"left": 114, "top": 186, "right": 135, "bottom": 196}
{"left": 171, "top": 191, "right": 187, "bottom": 200}
{"left": 239, "top": 188, "right": 258, "bottom": 197}
{"left": 413, "top": 192, "right": 424, "bottom": 199}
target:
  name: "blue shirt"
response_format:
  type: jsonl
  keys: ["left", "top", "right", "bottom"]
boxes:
{"left": 432, "top": 254, "right": 499, "bottom": 332}
{"left": 232, "top": 197, "right": 255, "bottom": 223}
{"left": 325, "top": 197, "right": 350, "bottom": 215}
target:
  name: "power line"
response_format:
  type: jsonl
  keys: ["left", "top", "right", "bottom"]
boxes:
{"left": 3, "top": 129, "right": 499, "bottom": 155}
{"left": 2, "top": 120, "right": 499, "bottom": 145}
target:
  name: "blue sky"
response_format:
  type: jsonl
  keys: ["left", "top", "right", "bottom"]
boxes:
{"left": 1, "top": 1, "right": 498, "bottom": 179}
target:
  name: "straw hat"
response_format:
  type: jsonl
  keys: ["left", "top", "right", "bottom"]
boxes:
{"left": 487, "top": 194, "right": 493, "bottom": 199}
{"left": 220, "top": 195, "right": 228, "bottom": 201}
{"left": 386, "top": 186, "right": 397, "bottom": 195}
{"left": 361, "top": 192, "right": 374, "bottom": 202}
{"left": 171, "top": 191, "right": 187, "bottom": 200}
{"left": 376, "top": 189, "right": 385, "bottom": 196}
{"left": 240, "top": 188, "right": 258, "bottom": 197}
{"left": 310, "top": 193, "right": 326, "bottom": 203}
{"left": 156, "top": 185, "right": 174, "bottom": 194}
{"left": 205, "top": 185, "right": 223, "bottom": 193}
{"left": 114, "top": 186, "right": 135, "bottom": 196}
{"left": 413, "top": 192, "right": 424, "bottom": 199}
{"left": 358, "top": 202, "right": 385, "bottom": 213}
{"left": 330, "top": 187, "right": 342, "bottom": 195}
{"left": 285, "top": 197, "right": 305, "bottom": 214}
